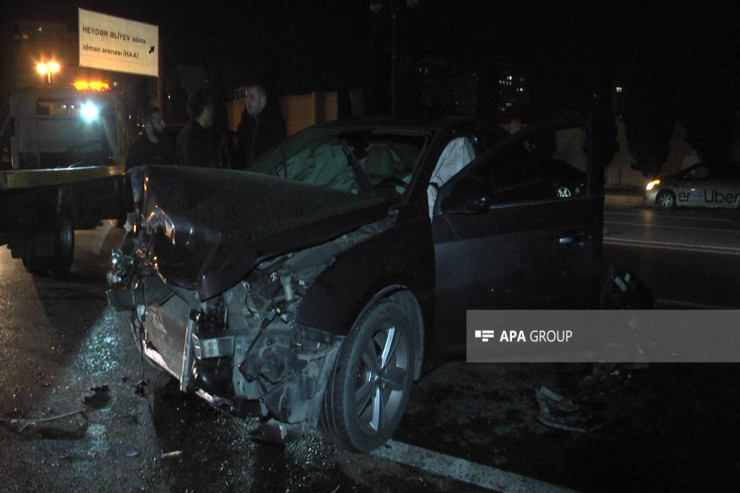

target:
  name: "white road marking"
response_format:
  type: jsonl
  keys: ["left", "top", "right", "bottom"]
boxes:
{"left": 655, "top": 298, "right": 735, "bottom": 310}
{"left": 605, "top": 209, "right": 739, "bottom": 224}
{"left": 372, "top": 440, "right": 577, "bottom": 492}
{"left": 604, "top": 219, "right": 738, "bottom": 234}
{"left": 604, "top": 237, "right": 740, "bottom": 255}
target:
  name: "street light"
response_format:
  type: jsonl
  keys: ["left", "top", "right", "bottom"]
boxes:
{"left": 36, "top": 60, "right": 60, "bottom": 85}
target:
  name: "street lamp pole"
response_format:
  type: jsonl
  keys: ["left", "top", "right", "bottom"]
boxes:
{"left": 391, "top": 0, "right": 398, "bottom": 116}
{"left": 371, "top": 0, "right": 418, "bottom": 116}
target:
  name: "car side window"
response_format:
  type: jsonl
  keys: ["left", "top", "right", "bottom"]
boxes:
{"left": 688, "top": 165, "right": 709, "bottom": 179}
{"left": 427, "top": 137, "right": 476, "bottom": 218}
{"left": 489, "top": 145, "right": 531, "bottom": 192}
{"left": 474, "top": 143, "right": 552, "bottom": 204}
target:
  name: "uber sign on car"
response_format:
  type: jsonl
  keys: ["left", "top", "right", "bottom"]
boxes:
{"left": 645, "top": 163, "right": 740, "bottom": 209}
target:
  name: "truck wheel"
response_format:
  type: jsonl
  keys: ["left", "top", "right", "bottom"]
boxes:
{"left": 319, "top": 300, "right": 415, "bottom": 452}
{"left": 21, "top": 214, "right": 74, "bottom": 275}
{"left": 22, "top": 246, "right": 50, "bottom": 274}
{"left": 50, "top": 213, "right": 75, "bottom": 276}
{"left": 21, "top": 249, "right": 38, "bottom": 271}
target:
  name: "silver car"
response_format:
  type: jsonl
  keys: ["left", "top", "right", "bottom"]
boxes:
{"left": 645, "top": 163, "right": 740, "bottom": 209}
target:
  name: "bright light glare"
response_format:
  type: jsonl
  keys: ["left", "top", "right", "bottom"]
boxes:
{"left": 36, "top": 61, "right": 60, "bottom": 75}
{"left": 646, "top": 179, "right": 661, "bottom": 191}
{"left": 81, "top": 102, "right": 100, "bottom": 122}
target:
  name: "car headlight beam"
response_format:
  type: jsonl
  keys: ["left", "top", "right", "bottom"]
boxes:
{"left": 646, "top": 179, "right": 660, "bottom": 191}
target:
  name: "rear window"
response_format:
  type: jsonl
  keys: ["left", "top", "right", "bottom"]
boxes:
{"left": 36, "top": 99, "right": 83, "bottom": 116}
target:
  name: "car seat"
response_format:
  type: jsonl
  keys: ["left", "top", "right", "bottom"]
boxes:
{"left": 364, "top": 145, "right": 396, "bottom": 185}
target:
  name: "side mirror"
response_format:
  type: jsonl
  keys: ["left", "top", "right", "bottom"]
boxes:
{"left": 441, "top": 176, "right": 491, "bottom": 214}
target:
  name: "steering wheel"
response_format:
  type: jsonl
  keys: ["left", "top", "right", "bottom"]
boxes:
{"left": 377, "top": 176, "right": 409, "bottom": 192}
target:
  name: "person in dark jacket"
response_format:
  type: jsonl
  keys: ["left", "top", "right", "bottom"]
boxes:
{"left": 125, "top": 106, "right": 175, "bottom": 170}
{"left": 236, "top": 84, "right": 286, "bottom": 169}
{"left": 176, "top": 89, "right": 219, "bottom": 167}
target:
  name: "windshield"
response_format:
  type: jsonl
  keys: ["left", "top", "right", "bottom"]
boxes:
{"left": 251, "top": 125, "right": 430, "bottom": 195}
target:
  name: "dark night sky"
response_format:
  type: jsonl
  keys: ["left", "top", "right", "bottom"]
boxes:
{"left": 6, "top": 0, "right": 738, "bottom": 94}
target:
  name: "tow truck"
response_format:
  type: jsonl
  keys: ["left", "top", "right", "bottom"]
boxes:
{"left": 0, "top": 81, "right": 128, "bottom": 274}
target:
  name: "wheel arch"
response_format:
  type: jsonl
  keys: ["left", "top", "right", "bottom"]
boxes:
{"left": 293, "top": 215, "right": 434, "bottom": 381}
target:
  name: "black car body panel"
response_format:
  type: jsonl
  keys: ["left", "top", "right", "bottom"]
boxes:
{"left": 134, "top": 165, "right": 393, "bottom": 300}
{"left": 293, "top": 207, "right": 434, "bottom": 336}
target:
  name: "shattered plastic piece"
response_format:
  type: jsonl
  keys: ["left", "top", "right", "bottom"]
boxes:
{"left": 536, "top": 414, "right": 591, "bottom": 433}
{"left": 160, "top": 450, "right": 182, "bottom": 459}
{"left": 538, "top": 386, "right": 580, "bottom": 413}
{"left": 134, "top": 378, "right": 150, "bottom": 397}
{"left": 614, "top": 276, "right": 628, "bottom": 292}
{"left": 535, "top": 386, "right": 596, "bottom": 434}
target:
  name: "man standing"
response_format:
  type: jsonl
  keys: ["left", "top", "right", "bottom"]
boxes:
{"left": 177, "top": 89, "right": 218, "bottom": 167}
{"left": 125, "top": 106, "right": 175, "bottom": 169}
{"left": 236, "top": 84, "right": 286, "bottom": 169}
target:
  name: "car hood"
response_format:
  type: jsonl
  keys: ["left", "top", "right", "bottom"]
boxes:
{"left": 131, "top": 165, "right": 393, "bottom": 300}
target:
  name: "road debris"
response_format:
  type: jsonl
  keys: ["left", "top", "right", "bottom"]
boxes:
{"left": 82, "top": 385, "right": 111, "bottom": 409}
{"left": 579, "top": 363, "right": 647, "bottom": 398}
{"left": 0, "top": 409, "right": 89, "bottom": 438}
{"left": 133, "top": 378, "right": 149, "bottom": 397}
{"left": 535, "top": 386, "right": 596, "bottom": 433}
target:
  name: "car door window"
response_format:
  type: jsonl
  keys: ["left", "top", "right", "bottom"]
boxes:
{"left": 427, "top": 136, "right": 476, "bottom": 218}
{"left": 461, "top": 142, "right": 552, "bottom": 206}
{"left": 436, "top": 126, "right": 590, "bottom": 215}
{"left": 688, "top": 165, "right": 709, "bottom": 179}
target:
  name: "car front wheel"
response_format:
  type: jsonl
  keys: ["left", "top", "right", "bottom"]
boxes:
{"left": 319, "top": 300, "right": 415, "bottom": 452}
{"left": 656, "top": 190, "right": 676, "bottom": 209}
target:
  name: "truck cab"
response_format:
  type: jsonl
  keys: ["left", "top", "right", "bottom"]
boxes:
{"left": 6, "top": 83, "right": 126, "bottom": 169}
{"left": 0, "top": 82, "right": 128, "bottom": 275}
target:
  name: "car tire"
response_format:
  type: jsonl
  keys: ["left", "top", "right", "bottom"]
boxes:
{"left": 21, "top": 247, "right": 47, "bottom": 273}
{"left": 656, "top": 190, "right": 676, "bottom": 209}
{"left": 319, "top": 299, "right": 415, "bottom": 452}
{"left": 50, "top": 213, "right": 75, "bottom": 276}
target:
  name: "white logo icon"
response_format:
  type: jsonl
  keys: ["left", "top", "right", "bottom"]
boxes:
{"left": 474, "top": 330, "right": 495, "bottom": 342}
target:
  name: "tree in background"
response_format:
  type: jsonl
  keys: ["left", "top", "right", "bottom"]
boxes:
{"left": 622, "top": 47, "right": 677, "bottom": 178}
{"left": 679, "top": 49, "right": 740, "bottom": 176}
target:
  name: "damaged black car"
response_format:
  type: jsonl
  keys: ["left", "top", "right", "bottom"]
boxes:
{"left": 107, "top": 115, "right": 604, "bottom": 452}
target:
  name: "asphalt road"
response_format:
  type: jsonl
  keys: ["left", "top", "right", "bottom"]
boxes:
{"left": 603, "top": 197, "right": 740, "bottom": 307}
{"left": 1, "top": 207, "right": 739, "bottom": 492}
